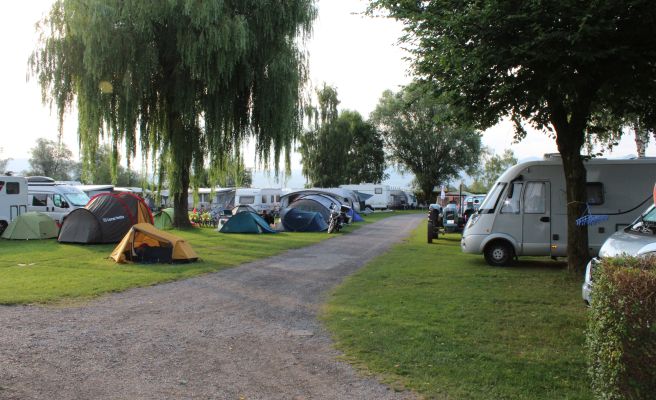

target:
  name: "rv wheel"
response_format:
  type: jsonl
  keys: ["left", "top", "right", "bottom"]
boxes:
{"left": 484, "top": 241, "right": 513, "bottom": 267}
{"left": 0, "top": 221, "right": 7, "bottom": 236}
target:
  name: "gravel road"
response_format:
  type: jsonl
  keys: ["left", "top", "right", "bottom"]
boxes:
{"left": 0, "top": 214, "right": 422, "bottom": 400}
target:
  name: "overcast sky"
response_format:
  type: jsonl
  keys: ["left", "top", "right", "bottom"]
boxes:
{"left": 1, "top": 0, "right": 653, "bottom": 186}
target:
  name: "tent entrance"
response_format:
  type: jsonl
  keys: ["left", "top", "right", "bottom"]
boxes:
{"left": 131, "top": 244, "right": 173, "bottom": 263}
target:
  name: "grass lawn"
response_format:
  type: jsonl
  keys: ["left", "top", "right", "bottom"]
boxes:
{"left": 0, "top": 209, "right": 417, "bottom": 305}
{"left": 323, "top": 227, "right": 592, "bottom": 399}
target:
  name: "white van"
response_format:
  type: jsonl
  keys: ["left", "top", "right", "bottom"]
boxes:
{"left": 0, "top": 176, "right": 28, "bottom": 234}
{"left": 340, "top": 183, "right": 391, "bottom": 210}
{"left": 234, "top": 188, "right": 283, "bottom": 213}
{"left": 461, "top": 155, "right": 656, "bottom": 266}
{"left": 27, "top": 177, "right": 90, "bottom": 224}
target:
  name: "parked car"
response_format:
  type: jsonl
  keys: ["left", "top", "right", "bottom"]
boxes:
{"left": 583, "top": 203, "right": 656, "bottom": 304}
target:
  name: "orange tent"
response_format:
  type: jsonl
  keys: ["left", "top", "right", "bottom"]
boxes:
{"left": 111, "top": 223, "right": 198, "bottom": 264}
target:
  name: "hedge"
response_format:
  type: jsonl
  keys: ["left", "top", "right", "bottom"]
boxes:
{"left": 586, "top": 256, "right": 656, "bottom": 400}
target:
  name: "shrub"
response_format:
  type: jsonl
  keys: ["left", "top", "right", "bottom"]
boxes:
{"left": 586, "top": 256, "right": 656, "bottom": 399}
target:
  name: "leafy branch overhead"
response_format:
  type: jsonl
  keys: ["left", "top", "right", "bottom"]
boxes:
{"left": 369, "top": 0, "right": 656, "bottom": 272}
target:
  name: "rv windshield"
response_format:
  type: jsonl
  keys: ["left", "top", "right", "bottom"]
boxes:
{"left": 629, "top": 205, "right": 656, "bottom": 234}
{"left": 478, "top": 182, "right": 506, "bottom": 214}
{"left": 66, "top": 192, "right": 90, "bottom": 206}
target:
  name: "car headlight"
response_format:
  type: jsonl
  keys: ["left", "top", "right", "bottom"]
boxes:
{"left": 466, "top": 213, "right": 481, "bottom": 230}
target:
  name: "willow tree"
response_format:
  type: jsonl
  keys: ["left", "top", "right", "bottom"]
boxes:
{"left": 30, "top": 0, "right": 316, "bottom": 227}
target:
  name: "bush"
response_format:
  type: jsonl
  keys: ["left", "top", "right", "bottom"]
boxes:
{"left": 586, "top": 256, "right": 656, "bottom": 399}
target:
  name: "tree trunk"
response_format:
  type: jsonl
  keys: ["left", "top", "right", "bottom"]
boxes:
{"left": 168, "top": 109, "right": 193, "bottom": 229}
{"left": 551, "top": 100, "right": 590, "bottom": 274}
{"left": 173, "top": 161, "right": 191, "bottom": 228}
{"left": 634, "top": 121, "right": 648, "bottom": 158}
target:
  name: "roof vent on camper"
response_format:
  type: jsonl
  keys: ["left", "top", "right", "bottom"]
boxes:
{"left": 26, "top": 176, "right": 56, "bottom": 185}
{"left": 543, "top": 153, "right": 561, "bottom": 160}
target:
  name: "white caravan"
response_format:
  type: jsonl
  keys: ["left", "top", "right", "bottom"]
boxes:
{"left": 0, "top": 176, "right": 28, "bottom": 234}
{"left": 340, "top": 183, "right": 391, "bottom": 210}
{"left": 461, "top": 155, "right": 656, "bottom": 266}
{"left": 234, "top": 188, "right": 283, "bottom": 213}
{"left": 27, "top": 177, "right": 90, "bottom": 224}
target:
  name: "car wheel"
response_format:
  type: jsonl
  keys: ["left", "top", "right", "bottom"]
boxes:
{"left": 484, "top": 241, "right": 514, "bottom": 266}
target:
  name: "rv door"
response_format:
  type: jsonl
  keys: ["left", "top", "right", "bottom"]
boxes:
{"left": 521, "top": 181, "right": 551, "bottom": 256}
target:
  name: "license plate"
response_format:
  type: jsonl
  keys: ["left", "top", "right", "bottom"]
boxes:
{"left": 447, "top": 220, "right": 454, "bottom": 224}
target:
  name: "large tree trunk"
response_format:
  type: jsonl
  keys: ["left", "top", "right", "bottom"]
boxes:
{"left": 168, "top": 109, "right": 193, "bottom": 229}
{"left": 173, "top": 161, "right": 191, "bottom": 228}
{"left": 550, "top": 99, "right": 591, "bottom": 274}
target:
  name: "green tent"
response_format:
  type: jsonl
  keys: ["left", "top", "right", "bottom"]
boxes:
{"left": 219, "top": 211, "right": 277, "bottom": 234}
{"left": 154, "top": 208, "right": 174, "bottom": 230}
{"left": 1, "top": 212, "right": 59, "bottom": 240}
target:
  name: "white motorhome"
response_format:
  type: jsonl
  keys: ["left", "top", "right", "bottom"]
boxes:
{"left": 27, "top": 177, "right": 90, "bottom": 224}
{"left": 340, "top": 183, "right": 391, "bottom": 210}
{"left": 0, "top": 176, "right": 28, "bottom": 234}
{"left": 234, "top": 188, "right": 283, "bottom": 213}
{"left": 461, "top": 155, "right": 656, "bottom": 266}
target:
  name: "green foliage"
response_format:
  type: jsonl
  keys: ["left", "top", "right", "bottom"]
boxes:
{"left": 299, "top": 85, "right": 386, "bottom": 187}
{"left": 26, "top": 138, "right": 76, "bottom": 180}
{"left": 370, "top": 82, "right": 481, "bottom": 201}
{"left": 30, "top": 0, "right": 317, "bottom": 226}
{"left": 587, "top": 256, "right": 656, "bottom": 400}
{"left": 82, "top": 144, "right": 141, "bottom": 186}
{"left": 469, "top": 148, "right": 517, "bottom": 192}
{"left": 324, "top": 227, "right": 591, "bottom": 399}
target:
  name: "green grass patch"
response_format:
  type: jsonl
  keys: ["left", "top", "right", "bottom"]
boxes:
{"left": 0, "top": 228, "right": 328, "bottom": 305}
{"left": 0, "top": 211, "right": 414, "bottom": 305}
{"left": 323, "top": 227, "right": 592, "bottom": 399}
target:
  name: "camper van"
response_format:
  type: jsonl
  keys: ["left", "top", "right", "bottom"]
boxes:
{"left": 27, "top": 177, "right": 90, "bottom": 224}
{"left": 234, "top": 188, "right": 283, "bottom": 213}
{"left": 340, "top": 183, "right": 391, "bottom": 210}
{"left": 461, "top": 155, "right": 656, "bottom": 266}
{"left": 0, "top": 176, "right": 28, "bottom": 234}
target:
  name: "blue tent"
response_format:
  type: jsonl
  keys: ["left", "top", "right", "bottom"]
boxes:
{"left": 349, "top": 209, "right": 364, "bottom": 222}
{"left": 219, "top": 212, "right": 277, "bottom": 234}
{"left": 281, "top": 208, "right": 328, "bottom": 232}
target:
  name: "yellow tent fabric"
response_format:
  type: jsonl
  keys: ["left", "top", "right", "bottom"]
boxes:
{"left": 111, "top": 223, "right": 198, "bottom": 263}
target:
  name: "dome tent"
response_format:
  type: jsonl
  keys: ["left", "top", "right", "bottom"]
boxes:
{"left": 1, "top": 212, "right": 59, "bottom": 240}
{"left": 58, "top": 192, "right": 153, "bottom": 244}
{"left": 111, "top": 223, "right": 198, "bottom": 263}
{"left": 219, "top": 211, "right": 276, "bottom": 234}
{"left": 281, "top": 208, "right": 328, "bottom": 232}
{"left": 154, "top": 208, "right": 174, "bottom": 230}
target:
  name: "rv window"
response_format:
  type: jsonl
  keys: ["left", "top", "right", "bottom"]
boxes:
{"left": 479, "top": 182, "right": 506, "bottom": 213}
{"left": 262, "top": 196, "right": 267, "bottom": 203}
{"left": 586, "top": 182, "right": 604, "bottom": 205}
{"left": 0, "top": 181, "right": 4, "bottom": 192}
{"left": 375, "top": 188, "right": 383, "bottom": 194}
{"left": 275, "top": 195, "right": 280, "bottom": 202}
{"left": 524, "top": 182, "right": 546, "bottom": 214}
{"left": 239, "top": 196, "right": 255, "bottom": 205}
{"left": 32, "top": 194, "right": 48, "bottom": 207}
{"left": 6, "top": 182, "right": 20, "bottom": 195}
{"left": 53, "top": 194, "right": 63, "bottom": 207}
{"left": 501, "top": 182, "right": 522, "bottom": 214}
